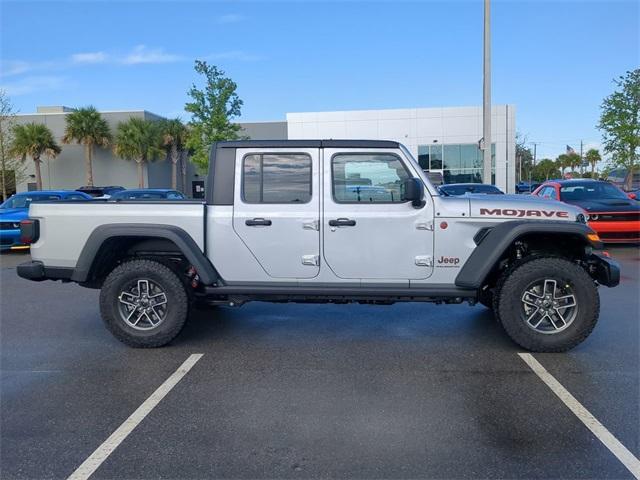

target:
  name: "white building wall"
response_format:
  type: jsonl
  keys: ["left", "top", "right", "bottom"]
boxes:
{"left": 287, "top": 105, "right": 516, "bottom": 193}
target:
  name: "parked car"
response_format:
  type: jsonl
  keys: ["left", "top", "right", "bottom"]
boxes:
{"left": 0, "top": 190, "right": 92, "bottom": 251}
{"left": 17, "top": 140, "right": 618, "bottom": 353}
{"left": 532, "top": 179, "right": 640, "bottom": 244}
{"left": 438, "top": 183, "right": 504, "bottom": 196}
{"left": 109, "top": 189, "right": 186, "bottom": 200}
{"left": 515, "top": 181, "right": 542, "bottom": 194}
{"left": 76, "top": 185, "right": 125, "bottom": 199}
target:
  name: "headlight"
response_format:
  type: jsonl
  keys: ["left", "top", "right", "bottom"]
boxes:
{"left": 12, "top": 223, "right": 20, "bottom": 229}
{"left": 590, "top": 214, "right": 599, "bottom": 221}
{"left": 576, "top": 213, "right": 587, "bottom": 224}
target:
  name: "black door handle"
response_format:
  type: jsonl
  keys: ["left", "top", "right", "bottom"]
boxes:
{"left": 246, "top": 218, "right": 272, "bottom": 226}
{"left": 328, "top": 218, "right": 356, "bottom": 227}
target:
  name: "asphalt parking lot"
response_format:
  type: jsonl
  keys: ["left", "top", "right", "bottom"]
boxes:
{"left": 1, "top": 248, "right": 639, "bottom": 479}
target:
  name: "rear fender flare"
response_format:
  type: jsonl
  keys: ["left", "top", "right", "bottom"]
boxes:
{"left": 71, "top": 224, "right": 218, "bottom": 285}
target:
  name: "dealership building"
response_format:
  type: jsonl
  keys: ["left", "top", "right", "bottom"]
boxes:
{"left": 245, "top": 105, "right": 517, "bottom": 193}
{"left": 9, "top": 104, "right": 516, "bottom": 196}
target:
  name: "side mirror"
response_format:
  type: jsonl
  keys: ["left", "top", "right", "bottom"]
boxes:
{"left": 403, "top": 178, "right": 426, "bottom": 208}
{"left": 628, "top": 193, "right": 637, "bottom": 200}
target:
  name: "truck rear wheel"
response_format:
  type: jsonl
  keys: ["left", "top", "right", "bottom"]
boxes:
{"left": 495, "top": 257, "right": 599, "bottom": 352}
{"left": 99, "top": 259, "right": 189, "bottom": 348}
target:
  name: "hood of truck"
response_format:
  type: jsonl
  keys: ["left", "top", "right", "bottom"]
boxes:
{"left": 468, "top": 194, "right": 583, "bottom": 221}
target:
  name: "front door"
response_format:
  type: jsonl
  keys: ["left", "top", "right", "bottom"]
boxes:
{"left": 322, "top": 149, "right": 434, "bottom": 281}
{"left": 233, "top": 148, "right": 320, "bottom": 279}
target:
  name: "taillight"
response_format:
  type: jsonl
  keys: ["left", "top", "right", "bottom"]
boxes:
{"left": 20, "top": 219, "right": 39, "bottom": 245}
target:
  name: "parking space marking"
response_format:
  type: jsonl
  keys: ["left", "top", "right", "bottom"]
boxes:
{"left": 67, "top": 353, "right": 204, "bottom": 480}
{"left": 519, "top": 353, "right": 640, "bottom": 479}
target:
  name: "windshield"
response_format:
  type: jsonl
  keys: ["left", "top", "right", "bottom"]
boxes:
{"left": 1, "top": 194, "right": 61, "bottom": 209}
{"left": 560, "top": 182, "right": 628, "bottom": 201}
{"left": 441, "top": 184, "right": 502, "bottom": 196}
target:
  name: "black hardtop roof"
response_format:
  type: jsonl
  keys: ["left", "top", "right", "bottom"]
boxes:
{"left": 215, "top": 139, "right": 400, "bottom": 149}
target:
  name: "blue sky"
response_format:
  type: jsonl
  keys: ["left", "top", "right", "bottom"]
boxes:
{"left": 1, "top": 0, "right": 638, "bottom": 159}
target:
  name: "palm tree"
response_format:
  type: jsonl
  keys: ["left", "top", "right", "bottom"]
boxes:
{"left": 585, "top": 148, "right": 602, "bottom": 177}
{"left": 113, "top": 118, "right": 163, "bottom": 188}
{"left": 10, "top": 123, "right": 61, "bottom": 190}
{"left": 62, "top": 106, "right": 111, "bottom": 187}
{"left": 159, "top": 118, "right": 187, "bottom": 190}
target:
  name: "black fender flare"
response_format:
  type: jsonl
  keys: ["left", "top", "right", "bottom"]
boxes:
{"left": 71, "top": 224, "right": 219, "bottom": 285}
{"left": 454, "top": 220, "right": 599, "bottom": 289}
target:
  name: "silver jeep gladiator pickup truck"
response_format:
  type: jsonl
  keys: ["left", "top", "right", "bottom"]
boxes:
{"left": 17, "top": 140, "right": 619, "bottom": 351}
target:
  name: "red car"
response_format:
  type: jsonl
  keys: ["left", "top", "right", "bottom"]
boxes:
{"left": 532, "top": 179, "right": 640, "bottom": 244}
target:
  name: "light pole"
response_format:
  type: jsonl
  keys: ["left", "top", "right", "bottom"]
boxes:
{"left": 482, "top": 0, "right": 492, "bottom": 185}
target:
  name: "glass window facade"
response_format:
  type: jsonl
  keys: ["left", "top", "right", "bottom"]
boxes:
{"left": 418, "top": 143, "right": 495, "bottom": 184}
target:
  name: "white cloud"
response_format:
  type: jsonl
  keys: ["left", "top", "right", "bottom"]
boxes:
{"left": 122, "top": 45, "right": 183, "bottom": 65}
{"left": 1, "top": 60, "right": 32, "bottom": 77}
{"left": 0, "top": 76, "right": 67, "bottom": 96}
{"left": 216, "top": 14, "right": 245, "bottom": 24}
{"left": 71, "top": 52, "right": 108, "bottom": 64}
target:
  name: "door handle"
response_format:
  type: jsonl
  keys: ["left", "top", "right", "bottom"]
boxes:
{"left": 328, "top": 218, "right": 356, "bottom": 227}
{"left": 245, "top": 218, "right": 272, "bottom": 226}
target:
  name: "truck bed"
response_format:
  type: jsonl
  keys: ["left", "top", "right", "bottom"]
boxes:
{"left": 29, "top": 201, "right": 205, "bottom": 268}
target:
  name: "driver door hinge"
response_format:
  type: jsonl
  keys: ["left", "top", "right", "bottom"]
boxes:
{"left": 414, "top": 255, "right": 433, "bottom": 267}
{"left": 302, "top": 255, "right": 320, "bottom": 266}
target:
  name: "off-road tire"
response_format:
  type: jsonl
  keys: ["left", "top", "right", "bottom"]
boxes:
{"left": 495, "top": 257, "right": 599, "bottom": 352}
{"left": 100, "top": 259, "right": 189, "bottom": 348}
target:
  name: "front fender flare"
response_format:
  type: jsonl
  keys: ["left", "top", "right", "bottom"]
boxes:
{"left": 455, "top": 220, "right": 599, "bottom": 289}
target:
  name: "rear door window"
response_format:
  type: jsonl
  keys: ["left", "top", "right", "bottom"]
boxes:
{"left": 242, "top": 153, "right": 312, "bottom": 204}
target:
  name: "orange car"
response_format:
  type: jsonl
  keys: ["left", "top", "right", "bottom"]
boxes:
{"left": 532, "top": 179, "right": 640, "bottom": 244}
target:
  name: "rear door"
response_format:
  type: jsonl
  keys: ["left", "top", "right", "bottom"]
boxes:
{"left": 232, "top": 148, "right": 320, "bottom": 279}
{"left": 322, "top": 149, "right": 434, "bottom": 281}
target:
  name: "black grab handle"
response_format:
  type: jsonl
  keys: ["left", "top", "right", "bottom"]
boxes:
{"left": 245, "top": 218, "right": 272, "bottom": 226}
{"left": 328, "top": 218, "right": 356, "bottom": 227}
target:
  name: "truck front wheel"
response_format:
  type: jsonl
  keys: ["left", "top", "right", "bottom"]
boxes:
{"left": 495, "top": 257, "right": 599, "bottom": 352}
{"left": 99, "top": 259, "right": 189, "bottom": 348}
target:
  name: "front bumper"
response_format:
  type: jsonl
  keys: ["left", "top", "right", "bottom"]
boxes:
{"left": 589, "top": 219, "right": 640, "bottom": 244}
{"left": 587, "top": 253, "right": 620, "bottom": 287}
{"left": 0, "top": 229, "right": 26, "bottom": 251}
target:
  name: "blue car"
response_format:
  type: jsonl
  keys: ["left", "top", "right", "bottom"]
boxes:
{"left": 0, "top": 190, "right": 92, "bottom": 251}
{"left": 109, "top": 189, "right": 186, "bottom": 200}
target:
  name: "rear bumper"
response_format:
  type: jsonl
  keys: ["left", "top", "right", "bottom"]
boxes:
{"left": 17, "top": 261, "right": 74, "bottom": 282}
{"left": 588, "top": 253, "right": 620, "bottom": 287}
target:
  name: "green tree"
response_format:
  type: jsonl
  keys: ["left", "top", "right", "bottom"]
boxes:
{"left": 533, "top": 158, "right": 560, "bottom": 181}
{"left": 555, "top": 152, "right": 581, "bottom": 176}
{"left": 9, "top": 123, "right": 61, "bottom": 190}
{"left": 598, "top": 69, "right": 640, "bottom": 190}
{"left": 160, "top": 118, "right": 188, "bottom": 190}
{"left": 516, "top": 133, "right": 534, "bottom": 182}
{"left": 0, "top": 90, "right": 27, "bottom": 200}
{"left": 584, "top": 148, "right": 602, "bottom": 177}
{"left": 185, "top": 60, "right": 244, "bottom": 171}
{"left": 113, "top": 118, "right": 163, "bottom": 188}
{"left": 62, "top": 106, "right": 111, "bottom": 187}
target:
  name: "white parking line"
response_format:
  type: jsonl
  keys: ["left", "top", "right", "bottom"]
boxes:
{"left": 67, "top": 353, "right": 204, "bottom": 480}
{"left": 519, "top": 353, "right": 640, "bottom": 479}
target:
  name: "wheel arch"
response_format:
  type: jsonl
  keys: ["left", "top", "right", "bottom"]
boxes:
{"left": 71, "top": 224, "right": 219, "bottom": 287}
{"left": 455, "top": 220, "right": 599, "bottom": 290}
